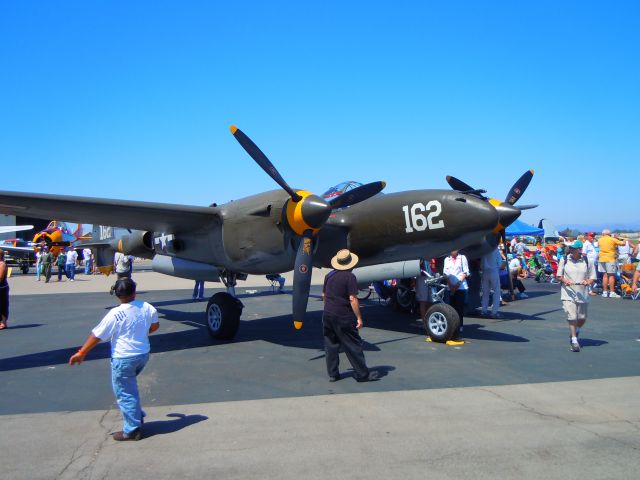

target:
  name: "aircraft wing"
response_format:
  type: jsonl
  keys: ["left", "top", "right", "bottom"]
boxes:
{"left": 0, "top": 243, "right": 34, "bottom": 259}
{"left": 0, "top": 191, "right": 222, "bottom": 233}
{"left": 0, "top": 225, "right": 33, "bottom": 234}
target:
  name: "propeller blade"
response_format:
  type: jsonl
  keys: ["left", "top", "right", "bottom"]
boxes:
{"left": 445, "top": 176, "right": 487, "bottom": 199}
{"left": 505, "top": 170, "right": 534, "bottom": 205}
{"left": 230, "top": 126, "right": 302, "bottom": 202}
{"left": 516, "top": 204, "right": 538, "bottom": 210}
{"left": 446, "top": 175, "right": 475, "bottom": 193}
{"left": 328, "top": 181, "right": 386, "bottom": 210}
{"left": 292, "top": 230, "right": 314, "bottom": 330}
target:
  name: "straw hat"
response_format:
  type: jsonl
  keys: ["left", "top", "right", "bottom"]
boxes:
{"left": 330, "top": 249, "right": 359, "bottom": 270}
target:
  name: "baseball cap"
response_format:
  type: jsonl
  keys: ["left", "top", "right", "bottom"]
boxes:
{"left": 567, "top": 240, "right": 583, "bottom": 249}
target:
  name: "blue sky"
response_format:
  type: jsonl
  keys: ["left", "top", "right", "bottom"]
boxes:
{"left": 1, "top": 1, "right": 638, "bottom": 226}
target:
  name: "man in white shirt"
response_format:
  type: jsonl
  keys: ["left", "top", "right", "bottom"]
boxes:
{"left": 617, "top": 238, "right": 632, "bottom": 264}
{"left": 508, "top": 255, "right": 529, "bottom": 298}
{"left": 481, "top": 247, "right": 502, "bottom": 318}
{"left": 65, "top": 247, "right": 78, "bottom": 282}
{"left": 582, "top": 233, "right": 598, "bottom": 296}
{"left": 510, "top": 236, "right": 518, "bottom": 253}
{"left": 514, "top": 239, "right": 527, "bottom": 255}
{"left": 557, "top": 240, "right": 596, "bottom": 352}
{"left": 114, "top": 251, "right": 132, "bottom": 279}
{"left": 443, "top": 250, "right": 469, "bottom": 343}
{"left": 69, "top": 278, "right": 159, "bottom": 441}
{"left": 82, "top": 248, "right": 93, "bottom": 275}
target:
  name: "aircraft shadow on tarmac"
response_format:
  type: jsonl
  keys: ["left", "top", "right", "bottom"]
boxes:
{"left": 360, "top": 304, "right": 530, "bottom": 342}
{"left": 0, "top": 300, "right": 533, "bottom": 372}
{"left": 463, "top": 324, "right": 529, "bottom": 342}
{"left": 0, "top": 310, "right": 329, "bottom": 372}
{"left": 0, "top": 343, "right": 113, "bottom": 372}
{"left": 468, "top": 308, "right": 564, "bottom": 322}
{"left": 140, "top": 413, "right": 208, "bottom": 438}
{"left": 147, "top": 289, "right": 284, "bottom": 309}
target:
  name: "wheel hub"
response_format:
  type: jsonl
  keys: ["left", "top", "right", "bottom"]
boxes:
{"left": 428, "top": 311, "right": 447, "bottom": 335}
{"left": 207, "top": 303, "right": 223, "bottom": 332}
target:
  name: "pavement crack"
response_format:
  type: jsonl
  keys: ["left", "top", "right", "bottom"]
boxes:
{"left": 476, "top": 387, "right": 640, "bottom": 452}
{"left": 55, "top": 407, "right": 113, "bottom": 480}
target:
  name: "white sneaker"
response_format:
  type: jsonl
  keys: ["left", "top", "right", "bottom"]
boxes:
{"left": 601, "top": 291, "right": 609, "bottom": 298}
{"left": 518, "top": 292, "right": 529, "bottom": 299}
{"left": 608, "top": 292, "right": 620, "bottom": 298}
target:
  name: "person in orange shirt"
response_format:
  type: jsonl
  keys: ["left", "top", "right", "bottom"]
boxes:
{"left": 597, "top": 229, "right": 626, "bottom": 298}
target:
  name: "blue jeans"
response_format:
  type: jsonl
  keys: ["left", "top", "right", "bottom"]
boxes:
{"left": 111, "top": 353, "right": 149, "bottom": 434}
{"left": 66, "top": 264, "right": 75, "bottom": 280}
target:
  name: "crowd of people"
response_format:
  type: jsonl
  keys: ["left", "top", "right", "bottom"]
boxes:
{"left": 505, "top": 231, "right": 640, "bottom": 298}
{"left": 34, "top": 246, "right": 95, "bottom": 283}
{"left": 495, "top": 230, "right": 640, "bottom": 352}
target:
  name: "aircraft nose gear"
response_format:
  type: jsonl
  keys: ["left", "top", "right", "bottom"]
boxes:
{"left": 423, "top": 303, "right": 460, "bottom": 343}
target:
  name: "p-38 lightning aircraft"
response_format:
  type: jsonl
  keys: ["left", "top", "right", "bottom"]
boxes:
{"left": 0, "top": 126, "right": 534, "bottom": 341}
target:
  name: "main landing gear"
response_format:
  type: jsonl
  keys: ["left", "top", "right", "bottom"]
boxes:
{"left": 205, "top": 271, "right": 244, "bottom": 340}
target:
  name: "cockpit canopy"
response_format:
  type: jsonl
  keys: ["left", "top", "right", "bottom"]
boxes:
{"left": 322, "top": 181, "right": 363, "bottom": 199}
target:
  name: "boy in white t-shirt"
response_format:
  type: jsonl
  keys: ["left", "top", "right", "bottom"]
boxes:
{"left": 69, "top": 278, "right": 159, "bottom": 441}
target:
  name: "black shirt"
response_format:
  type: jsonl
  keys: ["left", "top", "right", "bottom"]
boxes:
{"left": 323, "top": 270, "right": 358, "bottom": 316}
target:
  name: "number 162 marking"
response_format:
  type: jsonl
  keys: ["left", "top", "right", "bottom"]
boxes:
{"left": 402, "top": 201, "right": 445, "bottom": 233}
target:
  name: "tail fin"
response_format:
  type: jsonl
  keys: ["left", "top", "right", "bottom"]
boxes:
{"left": 77, "top": 225, "right": 117, "bottom": 276}
{"left": 72, "top": 223, "right": 83, "bottom": 238}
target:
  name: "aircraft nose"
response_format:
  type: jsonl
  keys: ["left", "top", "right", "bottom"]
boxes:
{"left": 493, "top": 202, "right": 521, "bottom": 231}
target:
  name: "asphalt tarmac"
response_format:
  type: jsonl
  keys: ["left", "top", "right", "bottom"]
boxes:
{"left": 1, "top": 273, "right": 639, "bottom": 479}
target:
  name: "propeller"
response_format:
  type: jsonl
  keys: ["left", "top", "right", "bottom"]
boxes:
{"left": 230, "top": 125, "right": 385, "bottom": 329}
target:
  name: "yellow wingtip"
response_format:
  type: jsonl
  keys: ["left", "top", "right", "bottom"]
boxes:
{"left": 293, "top": 321, "right": 303, "bottom": 330}
{"left": 230, "top": 125, "right": 238, "bottom": 134}
{"left": 530, "top": 169, "right": 535, "bottom": 174}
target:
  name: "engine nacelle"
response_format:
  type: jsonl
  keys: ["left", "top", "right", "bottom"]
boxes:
{"left": 114, "top": 231, "right": 155, "bottom": 259}
{"left": 352, "top": 260, "right": 421, "bottom": 287}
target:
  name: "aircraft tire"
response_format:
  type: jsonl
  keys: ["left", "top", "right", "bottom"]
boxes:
{"left": 357, "top": 287, "right": 372, "bottom": 301}
{"left": 393, "top": 285, "right": 415, "bottom": 312}
{"left": 206, "top": 293, "right": 242, "bottom": 340}
{"left": 423, "top": 303, "right": 460, "bottom": 343}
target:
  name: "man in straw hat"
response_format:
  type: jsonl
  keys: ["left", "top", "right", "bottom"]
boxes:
{"left": 322, "top": 249, "right": 373, "bottom": 382}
